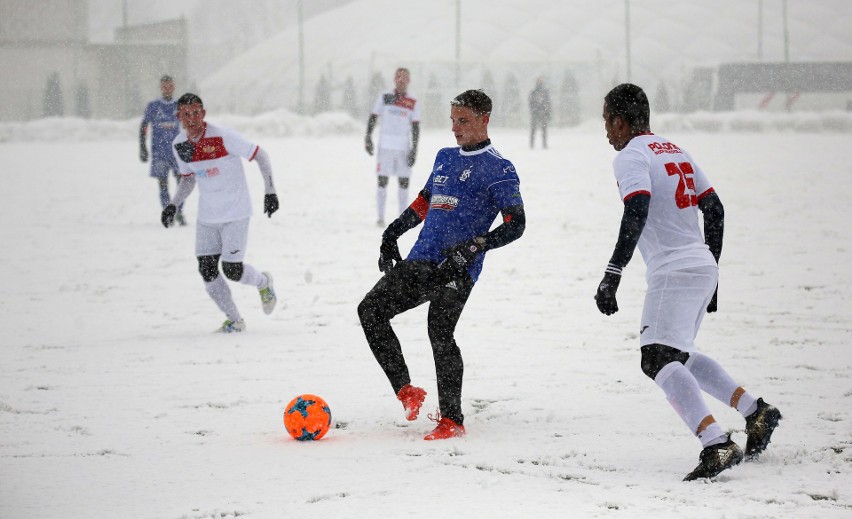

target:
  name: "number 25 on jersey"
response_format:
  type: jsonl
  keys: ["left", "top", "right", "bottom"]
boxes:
{"left": 665, "top": 162, "right": 697, "bottom": 209}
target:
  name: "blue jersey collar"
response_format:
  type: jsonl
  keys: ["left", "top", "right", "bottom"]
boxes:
{"left": 460, "top": 139, "right": 492, "bottom": 155}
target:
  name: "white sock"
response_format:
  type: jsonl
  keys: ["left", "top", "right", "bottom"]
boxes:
{"left": 237, "top": 263, "right": 266, "bottom": 289}
{"left": 377, "top": 186, "right": 387, "bottom": 221}
{"left": 205, "top": 276, "right": 241, "bottom": 321}
{"left": 398, "top": 187, "right": 409, "bottom": 214}
{"left": 685, "top": 352, "right": 757, "bottom": 417}
{"left": 656, "top": 362, "right": 726, "bottom": 447}
{"left": 740, "top": 398, "right": 758, "bottom": 418}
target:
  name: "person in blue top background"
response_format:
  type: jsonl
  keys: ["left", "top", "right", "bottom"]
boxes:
{"left": 140, "top": 75, "right": 185, "bottom": 225}
{"left": 358, "top": 89, "right": 526, "bottom": 441}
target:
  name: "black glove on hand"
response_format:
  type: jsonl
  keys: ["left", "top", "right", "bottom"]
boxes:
{"left": 161, "top": 204, "right": 176, "bottom": 228}
{"left": 365, "top": 136, "right": 374, "bottom": 156}
{"left": 707, "top": 284, "right": 718, "bottom": 313}
{"left": 264, "top": 193, "right": 279, "bottom": 218}
{"left": 378, "top": 236, "right": 402, "bottom": 272}
{"left": 438, "top": 239, "right": 484, "bottom": 281}
{"left": 407, "top": 149, "right": 417, "bottom": 167}
{"left": 595, "top": 271, "right": 622, "bottom": 315}
{"left": 140, "top": 147, "right": 149, "bottom": 162}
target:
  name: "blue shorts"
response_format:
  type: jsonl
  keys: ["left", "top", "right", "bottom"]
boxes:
{"left": 150, "top": 154, "right": 179, "bottom": 179}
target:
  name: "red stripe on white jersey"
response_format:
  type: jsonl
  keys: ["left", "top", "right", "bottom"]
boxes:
{"left": 623, "top": 190, "right": 651, "bottom": 202}
{"left": 696, "top": 187, "right": 715, "bottom": 201}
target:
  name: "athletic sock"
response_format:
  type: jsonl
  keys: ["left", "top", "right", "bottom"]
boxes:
{"left": 655, "top": 362, "right": 726, "bottom": 447}
{"left": 685, "top": 352, "right": 757, "bottom": 417}
{"left": 237, "top": 263, "right": 266, "bottom": 289}
{"left": 398, "top": 187, "right": 409, "bottom": 214}
{"left": 205, "top": 276, "right": 241, "bottom": 321}
{"left": 739, "top": 398, "right": 758, "bottom": 418}
{"left": 376, "top": 186, "right": 387, "bottom": 222}
{"left": 158, "top": 179, "right": 170, "bottom": 208}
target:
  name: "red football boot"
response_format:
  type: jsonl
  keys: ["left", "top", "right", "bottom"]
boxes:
{"left": 423, "top": 413, "right": 466, "bottom": 440}
{"left": 397, "top": 384, "right": 427, "bottom": 421}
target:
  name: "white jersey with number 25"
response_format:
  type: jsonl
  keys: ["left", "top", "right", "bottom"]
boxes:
{"left": 613, "top": 133, "right": 717, "bottom": 275}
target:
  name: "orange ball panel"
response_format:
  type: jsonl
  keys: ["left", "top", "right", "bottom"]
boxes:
{"left": 283, "top": 394, "right": 332, "bottom": 441}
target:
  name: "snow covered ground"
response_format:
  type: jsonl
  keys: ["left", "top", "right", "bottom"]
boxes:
{"left": 1, "top": 121, "right": 850, "bottom": 518}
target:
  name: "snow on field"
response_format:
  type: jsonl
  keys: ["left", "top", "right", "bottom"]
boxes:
{"left": 1, "top": 122, "right": 850, "bottom": 518}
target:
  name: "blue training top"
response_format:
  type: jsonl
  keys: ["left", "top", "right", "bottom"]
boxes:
{"left": 407, "top": 143, "right": 523, "bottom": 282}
{"left": 142, "top": 98, "right": 180, "bottom": 158}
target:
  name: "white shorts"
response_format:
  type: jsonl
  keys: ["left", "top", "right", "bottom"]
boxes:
{"left": 195, "top": 218, "right": 250, "bottom": 262}
{"left": 376, "top": 148, "right": 411, "bottom": 178}
{"left": 639, "top": 265, "right": 718, "bottom": 352}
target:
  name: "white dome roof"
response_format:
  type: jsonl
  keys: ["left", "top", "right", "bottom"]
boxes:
{"left": 200, "top": 0, "right": 852, "bottom": 117}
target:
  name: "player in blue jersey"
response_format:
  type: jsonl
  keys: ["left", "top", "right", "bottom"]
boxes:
{"left": 140, "top": 75, "right": 185, "bottom": 225}
{"left": 358, "top": 89, "right": 526, "bottom": 440}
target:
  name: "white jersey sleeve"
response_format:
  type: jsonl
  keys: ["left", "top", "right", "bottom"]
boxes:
{"left": 411, "top": 96, "right": 422, "bottom": 123}
{"left": 682, "top": 148, "right": 714, "bottom": 200}
{"left": 613, "top": 145, "right": 652, "bottom": 201}
{"left": 222, "top": 127, "right": 259, "bottom": 162}
{"left": 371, "top": 93, "right": 385, "bottom": 116}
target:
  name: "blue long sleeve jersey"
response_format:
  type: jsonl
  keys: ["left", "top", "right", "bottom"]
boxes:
{"left": 407, "top": 143, "right": 524, "bottom": 282}
{"left": 142, "top": 98, "right": 180, "bottom": 158}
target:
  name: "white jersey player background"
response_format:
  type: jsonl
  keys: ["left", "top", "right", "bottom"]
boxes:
{"left": 365, "top": 68, "right": 421, "bottom": 225}
{"left": 370, "top": 89, "right": 421, "bottom": 153}
{"left": 162, "top": 93, "right": 279, "bottom": 334}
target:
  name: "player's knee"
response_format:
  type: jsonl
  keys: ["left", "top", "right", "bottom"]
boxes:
{"left": 377, "top": 176, "right": 389, "bottom": 188}
{"left": 427, "top": 320, "right": 455, "bottom": 346}
{"left": 358, "top": 299, "right": 380, "bottom": 329}
{"left": 222, "top": 261, "right": 244, "bottom": 281}
{"left": 357, "top": 298, "right": 372, "bottom": 323}
{"left": 197, "top": 255, "right": 220, "bottom": 282}
{"left": 640, "top": 344, "right": 690, "bottom": 380}
{"left": 398, "top": 177, "right": 410, "bottom": 189}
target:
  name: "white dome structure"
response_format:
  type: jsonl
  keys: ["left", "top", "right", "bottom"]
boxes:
{"left": 200, "top": 0, "right": 852, "bottom": 123}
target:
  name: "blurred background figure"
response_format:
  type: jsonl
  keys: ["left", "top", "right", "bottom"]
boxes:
{"left": 528, "top": 77, "right": 552, "bottom": 149}
{"left": 140, "top": 75, "right": 185, "bottom": 225}
{"left": 364, "top": 67, "right": 421, "bottom": 226}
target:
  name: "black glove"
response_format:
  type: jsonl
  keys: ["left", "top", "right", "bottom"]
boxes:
{"left": 264, "top": 193, "right": 279, "bottom": 218}
{"left": 365, "top": 135, "right": 374, "bottom": 156}
{"left": 378, "top": 236, "right": 402, "bottom": 272}
{"left": 438, "top": 239, "right": 484, "bottom": 281}
{"left": 595, "top": 272, "right": 622, "bottom": 315}
{"left": 140, "top": 146, "right": 149, "bottom": 162}
{"left": 707, "top": 284, "right": 718, "bottom": 313}
{"left": 407, "top": 149, "right": 417, "bottom": 167}
{"left": 161, "top": 204, "right": 176, "bottom": 228}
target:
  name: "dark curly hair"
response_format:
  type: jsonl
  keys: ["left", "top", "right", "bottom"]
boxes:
{"left": 604, "top": 83, "right": 650, "bottom": 132}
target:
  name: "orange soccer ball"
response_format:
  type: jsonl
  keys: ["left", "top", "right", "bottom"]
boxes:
{"left": 283, "top": 394, "right": 332, "bottom": 441}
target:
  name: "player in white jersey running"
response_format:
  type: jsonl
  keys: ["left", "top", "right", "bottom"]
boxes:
{"left": 161, "top": 93, "right": 279, "bottom": 333}
{"left": 365, "top": 68, "right": 421, "bottom": 226}
{"left": 595, "top": 83, "right": 782, "bottom": 481}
